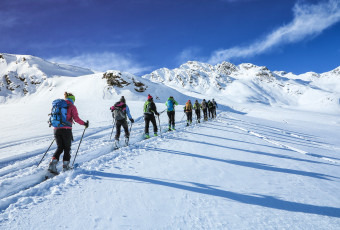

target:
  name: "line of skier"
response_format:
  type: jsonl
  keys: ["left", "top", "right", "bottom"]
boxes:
{"left": 183, "top": 98, "right": 218, "bottom": 126}
{"left": 46, "top": 92, "right": 217, "bottom": 174}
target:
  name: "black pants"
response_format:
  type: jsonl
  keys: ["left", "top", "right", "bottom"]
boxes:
{"left": 144, "top": 114, "right": 158, "bottom": 134}
{"left": 53, "top": 129, "right": 73, "bottom": 161}
{"left": 195, "top": 109, "right": 200, "bottom": 120}
{"left": 203, "top": 108, "right": 208, "bottom": 120}
{"left": 115, "top": 119, "right": 129, "bottom": 140}
{"left": 167, "top": 111, "right": 175, "bottom": 128}
{"left": 208, "top": 109, "right": 213, "bottom": 118}
{"left": 186, "top": 111, "right": 192, "bottom": 123}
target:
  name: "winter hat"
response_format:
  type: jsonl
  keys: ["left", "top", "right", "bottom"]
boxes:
{"left": 120, "top": 96, "right": 126, "bottom": 103}
{"left": 65, "top": 92, "right": 75, "bottom": 102}
{"left": 148, "top": 94, "right": 153, "bottom": 100}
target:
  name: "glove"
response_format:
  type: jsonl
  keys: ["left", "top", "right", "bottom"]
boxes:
{"left": 156, "top": 112, "right": 160, "bottom": 116}
{"left": 84, "top": 120, "right": 89, "bottom": 128}
{"left": 129, "top": 118, "right": 134, "bottom": 123}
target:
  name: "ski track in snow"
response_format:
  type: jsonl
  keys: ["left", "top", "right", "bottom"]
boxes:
{"left": 218, "top": 114, "right": 340, "bottom": 164}
{"left": 1, "top": 111, "right": 339, "bottom": 224}
{"left": 0, "top": 114, "right": 192, "bottom": 220}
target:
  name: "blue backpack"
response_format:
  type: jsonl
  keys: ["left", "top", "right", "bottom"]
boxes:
{"left": 49, "top": 99, "right": 72, "bottom": 128}
{"left": 166, "top": 99, "right": 174, "bottom": 111}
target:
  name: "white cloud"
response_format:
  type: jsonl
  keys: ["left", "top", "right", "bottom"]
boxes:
{"left": 50, "top": 52, "right": 151, "bottom": 75}
{"left": 176, "top": 47, "right": 202, "bottom": 65}
{"left": 209, "top": 0, "right": 340, "bottom": 64}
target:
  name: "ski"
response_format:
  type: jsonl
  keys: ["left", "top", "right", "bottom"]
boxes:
{"left": 44, "top": 170, "right": 59, "bottom": 180}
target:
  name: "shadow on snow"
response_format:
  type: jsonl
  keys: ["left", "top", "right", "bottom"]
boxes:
{"left": 82, "top": 170, "right": 340, "bottom": 218}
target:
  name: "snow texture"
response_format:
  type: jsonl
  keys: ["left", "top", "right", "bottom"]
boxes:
{"left": 0, "top": 54, "right": 340, "bottom": 229}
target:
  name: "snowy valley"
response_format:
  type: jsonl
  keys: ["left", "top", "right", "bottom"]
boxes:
{"left": 0, "top": 53, "right": 340, "bottom": 229}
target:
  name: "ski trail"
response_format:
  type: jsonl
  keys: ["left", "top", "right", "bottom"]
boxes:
{"left": 0, "top": 113, "right": 194, "bottom": 215}
{"left": 217, "top": 114, "right": 340, "bottom": 164}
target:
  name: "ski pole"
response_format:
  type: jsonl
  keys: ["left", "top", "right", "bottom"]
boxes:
{"left": 110, "top": 119, "right": 116, "bottom": 140}
{"left": 157, "top": 115, "right": 162, "bottom": 137}
{"left": 181, "top": 112, "right": 186, "bottom": 122}
{"left": 72, "top": 127, "right": 87, "bottom": 166}
{"left": 37, "top": 139, "right": 55, "bottom": 167}
{"left": 159, "top": 109, "right": 166, "bottom": 115}
{"left": 125, "top": 121, "right": 133, "bottom": 146}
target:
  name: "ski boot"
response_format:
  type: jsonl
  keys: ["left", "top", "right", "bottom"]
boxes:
{"left": 154, "top": 132, "right": 158, "bottom": 137}
{"left": 145, "top": 133, "right": 150, "bottom": 139}
{"left": 114, "top": 139, "right": 119, "bottom": 149}
{"left": 168, "top": 126, "right": 171, "bottom": 132}
{"left": 63, "top": 161, "right": 71, "bottom": 172}
{"left": 125, "top": 136, "right": 129, "bottom": 146}
{"left": 48, "top": 157, "right": 59, "bottom": 174}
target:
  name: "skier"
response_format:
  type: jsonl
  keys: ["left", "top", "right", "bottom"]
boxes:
{"left": 110, "top": 96, "right": 134, "bottom": 147}
{"left": 165, "top": 96, "right": 178, "bottom": 131}
{"left": 201, "top": 99, "right": 208, "bottom": 121}
{"left": 208, "top": 100, "right": 214, "bottom": 119}
{"left": 184, "top": 100, "right": 193, "bottom": 126}
{"left": 144, "top": 94, "right": 159, "bottom": 138}
{"left": 212, "top": 98, "right": 218, "bottom": 118}
{"left": 193, "top": 99, "right": 201, "bottom": 123}
{"left": 48, "top": 92, "right": 89, "bottom": 174}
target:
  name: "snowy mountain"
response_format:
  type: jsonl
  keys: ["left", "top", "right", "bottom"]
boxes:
{"left": 0, "top": 53, "right": 94, "bottom": 102}
{"left": 142, "top": 61, "right": 340, "bottom": 111}
{"left": 1, "top": 54, "right": 340, "bottom": 229}
{"left": 1, "top": 53, "right": 340, "bottom": 113}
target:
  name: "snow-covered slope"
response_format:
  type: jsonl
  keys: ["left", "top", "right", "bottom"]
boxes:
{"left": 142, "top": 61, "right": 340, "bottom": 112}
{"left": 0, "top": 54, "right": 340, "bottom": 229}
{"left": 0, "top": 53, "right": 94, "bottom": 102}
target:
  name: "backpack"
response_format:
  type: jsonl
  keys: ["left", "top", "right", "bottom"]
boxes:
{"left": 144, "top": 100, "right": 153, "bottom": 114}
{"left": 185, "top": 102, "right": 192, "bottom": 112}
{"left": 49, "top": 99, "right": 72, "bottom": 128}
{"left": 113, "top": 102, "right": 127, "bottom": 120}
{"left": 202, "top": 101, "right": 207, "bottom": 109}
{"left": 166, "top": 99, "right": 174, "bottom": 111}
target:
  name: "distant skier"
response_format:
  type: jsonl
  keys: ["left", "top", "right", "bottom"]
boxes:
{"left": 110, "top": 96, "right": 134, "bottom": 146}
{"left": 165, "top": 96, "right": 178, "bottom": 131}
{"left": 208, "top": 100, "right": 214, "bottom": 119}
{"left": 193, "top": 99, "right": 201, "bottom": 123}
{"left": 144, "top": 94, "right": 159, "bottom": 138}
{"left": 201, "top": 99, "right": 208, "bottom": 121}
{"left": 184, "top": 100, "right": 193, "bottom": 126}
{"left": 212, "top": 99, "right": 218, "bottom": 118}
{"left": 48, "top": 92, "right": 88, "bottom": 174}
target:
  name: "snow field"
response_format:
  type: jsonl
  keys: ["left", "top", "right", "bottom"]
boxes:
{"left": 1, "top": 109, "right": 340, "bottom": 229}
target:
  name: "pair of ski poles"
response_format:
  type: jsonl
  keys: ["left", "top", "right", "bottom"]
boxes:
{"left": 37, "top": 126, "right": 87, "bottom": 167}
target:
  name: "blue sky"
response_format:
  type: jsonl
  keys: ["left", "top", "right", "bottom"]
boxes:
{"left": 0, "top": 0, "right": 339, "bottom": 75}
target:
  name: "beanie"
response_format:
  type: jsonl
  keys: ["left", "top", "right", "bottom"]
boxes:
{"left": 120, "top": 96, "right": 126, "bottom": 103}
{"left": 148, "top": 94, "right": 153, "bottom": 100}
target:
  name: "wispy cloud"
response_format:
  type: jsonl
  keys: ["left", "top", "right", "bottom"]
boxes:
{"left": 50, "top": 52, "right": 151, "bottom": 75}
{"left": 176, "top": 47, "right": 203, "bottom": 65}
{"left": 0, "top": 11, "right": 19, "bottom": 28}
{"left": 209, "top": 0, "right": 340, "bottom": 64}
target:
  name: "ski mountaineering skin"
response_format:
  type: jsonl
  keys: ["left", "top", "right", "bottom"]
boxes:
{"left": 41, "top": 93, "right": 217, "bottom": 178}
